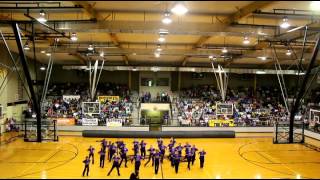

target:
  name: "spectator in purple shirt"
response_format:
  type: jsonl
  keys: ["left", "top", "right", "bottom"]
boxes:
{"left": 88, "top": 145, "right": 95, "bottom": 164}
{"left": 82, "top": 156, "right": 90, "bottom": 176}
{"left": 107, "top": 154, "right": 121, "bottom": 176}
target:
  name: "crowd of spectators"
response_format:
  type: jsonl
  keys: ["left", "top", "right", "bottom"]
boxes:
{"left": 140, "top": 92, "right": 171, "bottom": 103}
{"left": 43, "top": 82, "right": 133, "bottom": 126}
{"left": 177, "top": 84, "right": 319, "bottom": 127}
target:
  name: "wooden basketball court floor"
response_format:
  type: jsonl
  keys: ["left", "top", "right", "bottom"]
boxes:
{"left": 0, "top": 133, "right": 320, "bottom": 179}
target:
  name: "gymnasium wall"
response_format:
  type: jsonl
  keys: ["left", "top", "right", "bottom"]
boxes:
{"left": 49, "top": 65, "right": 129, "bottom": 85}
{"left": 0, "top": 44, "right": 44, "bottom": 125}
{"left": 46, "top": 66, "right": 309, "bottom": 93}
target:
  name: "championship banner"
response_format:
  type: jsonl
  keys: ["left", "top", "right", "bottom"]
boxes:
{"left": 63, "top": 95, "right": 81, "bottom": 101}
{"left": 106, "top": 121, "right": 122, "bottom": 127}
{"left": 98, "top": 96, "right": 120, "bottom": 103}
{"left": 208, "top": 119, "right": 234, "bottom": 127}
{"left": 82, "top": 118, "right": 98, "bottom": 126}
{"left": 55, "top": 117, "right": 75, "bottom": 125}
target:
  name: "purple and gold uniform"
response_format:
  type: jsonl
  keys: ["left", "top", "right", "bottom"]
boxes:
{"left": 186, "top": 151, "right": 193, "bottom": 170}
{"left": 98, "top": 149, "right": 106, "bottom": 168}
{"left": 144, "top": 147, "right": 156, "bottom": 167}
{"left": 159, "top": 144, "right": 167, "bottom": 162}
{"left": 108, "top": 143, "right": 117, "bottom": 162}
{"left": 131, "top": 154, "right": 143, "bottom": 174}
{"left": 82, "top": 157, "right": 90, "bottom": 176}
{"left": 120, "top": 147, "right": 128, "bottom": 167}
{"left": 88, "top": 146, "right": 95, "bottom": 164}
{"left": 191, "top": 146, "right": 198, "bottom": 165}
{"left": 154, "top": 152, "right": 161, "bottom": 174}
{"left": 199, "top": 150, "right": 206, "bottom": 168}
{"left": 175, "top": 144, "right": 183, "bottom": 156}
{"left": 107, "top": 155, "right": 121, "bottom": 176}
{"left": 140, "top": 141, "right": 147, "bottom": 158}
{"left": 173, "top": 153, "right": 181, "bottom": 174}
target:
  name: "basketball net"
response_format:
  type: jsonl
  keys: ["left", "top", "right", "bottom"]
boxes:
{"left": 211, "top": 62, "right": 228, "bottom": 102}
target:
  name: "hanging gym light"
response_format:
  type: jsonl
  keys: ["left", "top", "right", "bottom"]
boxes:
{"left": 40, "top": 66, "right": 46, "bottom": 71}
{"left": 286, "top": 49, "right": 292, "bottom": 56}
{"left": 310, "top": 1, "right": 320, "bottom": 11}
{"left": 88, "top": 44, "right": 94, "bottom": 51}
{"left": 280, "top": 17, "right": 290, "bottom": 29}
{"left": 158, "top": 35, "right": 165, "bottom": 42}
{"left": 100, "top": 51, "right": 104, "bottom": 57}
{"left": 23, "top": 41, "right": 30, "bottom": 50}
{"left": 171, "top": 2, "right": 188, "bottom": 16}
{"left": 162, "top": 12, "right": 172, "bottom": 24}
{"left": 156, "top": 44, "right": 162, "bottom": 51}
{"left": 70, "top": 32, "right": 78, "bottom": 41}
{"left": 154, "top": 52, "right": 160, "bottom": 58}
{"left": 221, "top": 47, "right": 228, "bottom": 53}
{"left": 243, "top": 36, "right": 250, "bottom": 44}
{"left": 37, "top": 10, "right": 47, "bottom": 23}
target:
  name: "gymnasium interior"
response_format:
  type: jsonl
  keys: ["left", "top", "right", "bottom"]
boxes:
{"left": 0, "top": 1, "right": 320, "bottom": 179}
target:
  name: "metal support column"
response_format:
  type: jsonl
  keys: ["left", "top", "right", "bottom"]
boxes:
{"left": 128, "top": 71, "right": 132, "bottom": 90}
{"left": 289, "top": 35, "right": 320, "bottom": 143}
{"left": 12, "top": 23, "right": 42, "bottom": 142}
{"left": 253, "top": 74, "right": 257, "bottom": 96}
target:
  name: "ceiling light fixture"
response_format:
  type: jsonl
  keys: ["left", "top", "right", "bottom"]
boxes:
{"left": 46, "top": 53, "right": 51, "bottom": 56}
{"left": 286, "top": 49, "right": 292, "bottom": 56}
{"left": 171, "top": 2, "right": 188, "bottom": 16}
{"left": 162, "top": 12, "right": 172, "bottom": 24}
{"left": 40, "top": 66, "right": 46, "bottom": 71}
{"left": 37, "top": 10, "right": 47, "bottom": 23}
{"left": 40, "top": 50, "right": 45, "bottom": 54}
{"left": 310, "top": 1, "right": 320, "bottom": 11}
{"left": 151, "top": 66, "right": 160, "bottom": 72}
{"left": 156, "top": 44, "right": 162, "bottom": 51}
{"left": 154, "top": 52, "right": 160, "bottom": 58}
{"left": 256, "top": 70, "right": 266, "bottom": 74}
{"left": 209, "top": 55, "right": 214, "bottom": 59}
{"left": 258, "top": 56, "right": 267, "bottom": 61}
{"left": 222, "top": 47, "right": 228, "bottom": 53}
{"left": 88, "top": 44, "right": 94, "bottom": 51}
{"left": 243, "top": 36, "right": 250, "bottom": 44}
{"left": 100, "top": 51, "right": 104, "bottom": 57}
{"left": 158, "top": 35, "right": 165, "bottom": 42}
{"left": 70, "top": 32, "right": 78, "bottom": 41}
{"left": 280, "top": 17, "right": 290, "bottom": 29}
{"left": 23, "top": 42, "right": 30, "bottom": 50}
